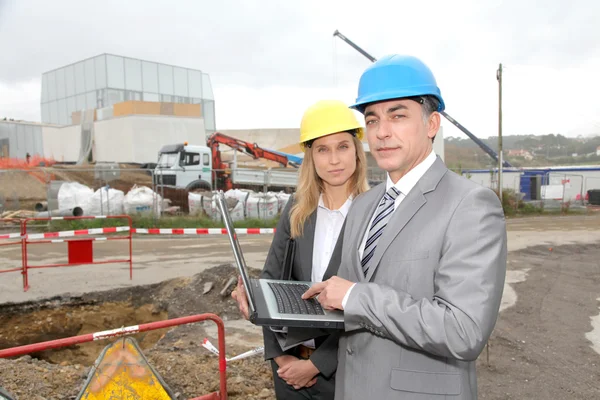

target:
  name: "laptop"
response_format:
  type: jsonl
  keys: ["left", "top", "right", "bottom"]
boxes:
{"left": 215, "top": 190, "right": 345, "bottom": 329}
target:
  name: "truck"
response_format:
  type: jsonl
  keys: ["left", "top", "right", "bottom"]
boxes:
{"left": 153, "top": 132, "right": 300, "bottom": 193}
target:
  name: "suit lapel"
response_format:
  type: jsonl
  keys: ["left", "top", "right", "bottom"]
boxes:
{"left": 299, "top": 211, "right": 317, "bottom": 282}
{"left": 322, "top": 219, "right": 346, "bottom": 280}
{"left": 364, "top": 190, "right": 426, "bottom": 281}
{"left": 365, "top": 158, "right": 448, "bottom": 281}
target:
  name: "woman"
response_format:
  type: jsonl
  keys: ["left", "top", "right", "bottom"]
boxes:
{"left": 231, "top": 99, "right": 369, "bottom": 399}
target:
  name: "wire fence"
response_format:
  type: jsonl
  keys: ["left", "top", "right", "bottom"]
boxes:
{"left": 1, "top": 165, "right": 599, "bottom": 221}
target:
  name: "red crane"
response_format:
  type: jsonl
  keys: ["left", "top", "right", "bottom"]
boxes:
{"left": 207, "top": 132, "right": 298, "bottom": 190}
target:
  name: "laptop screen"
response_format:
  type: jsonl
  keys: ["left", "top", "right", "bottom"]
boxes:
{"left": 215, "top": 191, "right": 257, "bottom": 316}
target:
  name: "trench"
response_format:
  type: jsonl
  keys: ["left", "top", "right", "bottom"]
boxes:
{"left": 0, "top": 300, "right": 169, "bottom": 366}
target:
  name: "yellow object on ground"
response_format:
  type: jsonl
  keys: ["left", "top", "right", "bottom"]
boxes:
{"left": 78, "top": 337, "right": 174, "bottom": 399}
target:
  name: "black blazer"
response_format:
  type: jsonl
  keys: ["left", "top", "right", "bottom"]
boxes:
{"left": 260, "top": 197, "right": 344, "bottom": 378}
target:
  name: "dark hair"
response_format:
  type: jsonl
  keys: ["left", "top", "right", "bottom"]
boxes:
{"left": 406, "top": 95, "right": 440, "bottom": 143}
{"left": 421, "top": 96, "right": 440, "bottom": 119}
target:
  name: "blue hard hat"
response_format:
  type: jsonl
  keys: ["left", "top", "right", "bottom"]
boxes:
{"left": 350, "top": 54, "right": 445, "bottom": 113}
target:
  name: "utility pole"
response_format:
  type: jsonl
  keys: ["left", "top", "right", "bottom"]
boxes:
{"left": 497, "top": 63, "right": 503, "bottom": 202}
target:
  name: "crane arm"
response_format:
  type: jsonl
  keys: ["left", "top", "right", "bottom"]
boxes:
{"left": 333, "top": 30, "right": 377, "bottom": 63}
{"left": 207, "top": 132, "right": 296, "bottom": 168}
{"left": 440, "top": 112, "right": 511, "bottom": 168}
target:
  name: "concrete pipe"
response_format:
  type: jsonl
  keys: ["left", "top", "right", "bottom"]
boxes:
{"left": 36, "top": 207, "right": 84, "bottom": 218}
{"left": 34, "top": 201, "right": 48, "bottom": 212}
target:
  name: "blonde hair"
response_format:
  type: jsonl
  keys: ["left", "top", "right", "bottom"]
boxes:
{"left": 289, "top": 134, "right": 369, "bottom": 238}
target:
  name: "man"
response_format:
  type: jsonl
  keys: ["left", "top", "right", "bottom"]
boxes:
{"left": 303, "top": 54, "right": 507, "bottom": 399}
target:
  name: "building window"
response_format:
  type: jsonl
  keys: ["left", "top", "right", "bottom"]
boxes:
{"left": 96, "top": 89, "right": 107, "bottom": 108}
{"left": 107, "top": 89, "right": 125, "bottom": 106}
{"left": 125, "top": 91, "right": 142, "bottom": 101}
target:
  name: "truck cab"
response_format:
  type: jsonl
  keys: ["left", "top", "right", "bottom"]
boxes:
{"left": 154, "top": 143, "right": 212, "bottom": 191}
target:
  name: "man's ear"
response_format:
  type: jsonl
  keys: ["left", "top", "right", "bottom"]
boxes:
{"left": 427, "top": 112, "right": 441, "bottom": 140}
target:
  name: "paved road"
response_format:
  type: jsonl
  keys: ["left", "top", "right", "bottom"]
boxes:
{"left": 1, "top": 213, "right": 600, "bottom": 304}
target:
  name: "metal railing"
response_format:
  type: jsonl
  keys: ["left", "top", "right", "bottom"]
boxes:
{"left": 0, "top": 313, "right": 228, "bottom": 400}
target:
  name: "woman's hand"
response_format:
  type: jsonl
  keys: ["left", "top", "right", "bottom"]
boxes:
{"left": 277, "top": 358, "right": 319, "bottom": 390}
{"left": 230, "top": 276, "right": 250, "bottom": 320}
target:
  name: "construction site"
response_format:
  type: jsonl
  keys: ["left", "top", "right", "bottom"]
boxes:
{"left": 1, "top": 215, "right": 600, "bottom": 399}
{"left": 1, "top": 23, "right": 600, "bottom": 400}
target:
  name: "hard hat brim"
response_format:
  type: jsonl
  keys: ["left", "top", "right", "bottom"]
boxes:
{"left": 351, "top": 91, "right": 446, "bottom": 114}
{"left": 299, "top": 127, "right": 364, "bottom": 152}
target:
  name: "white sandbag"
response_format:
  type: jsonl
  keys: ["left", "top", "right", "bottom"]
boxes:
{"left": 201, "top": 193, "right": 220, "bottom": 221}
{"left": 85, "top": 187, "right": 125, "bottom": 216}
{"left": 123, "top": 185, "right": 162, "bottom": 216}
{"left": 246, "top": 193, "right": 279, "bottom": 220}
{"left": 198, "top": 193, "right": 243, "bottom": 221}
{"left": 225, "top": 189, "right": 250, "bottom": 205}
{"left": 275, "top": 192, "right": 291, "bottom": 213}
{"left": 188, "top": 192, "right": 203, "bottom": 216}
{"left": 225, "top": 189, "right": 251, "bottom": 218}
{"left": 230, "top": 201, "right": 245, "bottom": 222}
{"left": 58, "top": 182, "right": 94, "bottom": 211}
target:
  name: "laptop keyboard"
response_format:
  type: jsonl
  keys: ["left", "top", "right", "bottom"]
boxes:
{"left": 268, "top": 283, "right": 325, "bottom": 315}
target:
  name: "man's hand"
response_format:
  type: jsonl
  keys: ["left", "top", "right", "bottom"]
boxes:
{"left": 302, "top": 276, "right": 354, "bottom": 310}
{"left": 277, "top": 358, "right": 319, "bottom": 390}
{"left": 230, "top": 276, "right": 249, "bottom": 320}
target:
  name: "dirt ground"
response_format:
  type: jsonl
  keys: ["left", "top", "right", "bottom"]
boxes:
{"left": 0, "top": 215, "right": 600, "bottom": 399}
{"left": 0, "top": 164, "right": 153, "bottom": 209}
{"left": 477, "top": 243, "right": 600, "bottom": 399}
{"left": 0, "top": 265, "right": 275, "bottom": 400}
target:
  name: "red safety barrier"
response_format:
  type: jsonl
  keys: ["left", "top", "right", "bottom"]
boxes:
{"left": 0, "top": 218, "right": 27, "bottom": 290}
{"left": 22, "top": 215, "right": 133, "bottom": 291}
{"left": 0, "top": 313, "right": 228, "bottom": 400}
{"left": 133, "top": 227, "right": 276, "bottom": 235}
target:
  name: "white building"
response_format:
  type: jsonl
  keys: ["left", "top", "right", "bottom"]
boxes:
{"left": 4, "top": 54, "right": 217, "bottom": 164}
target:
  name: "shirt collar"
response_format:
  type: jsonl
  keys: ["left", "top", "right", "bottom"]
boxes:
{"left": 386, "top": 150, "right": 437, "bottom": 196}
{"left": 318, "top": 194, "right": 353, "bottom": 217}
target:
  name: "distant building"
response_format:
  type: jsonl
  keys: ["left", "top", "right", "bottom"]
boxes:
{"left": 34, "top": 54, "right": 215, "bottom": 164}
{"left": 507, "top": 149, "right": 534, "bottom": 161}
{"left": 40, "top": 54, "right": 215, "bottom": 132}
{"left": 596, "top": 146, "right": 600, "bottom": 156}
{"left": 0, "top": 120, "right": 55, "bottom": 159}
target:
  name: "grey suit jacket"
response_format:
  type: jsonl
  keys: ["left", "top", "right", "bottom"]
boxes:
{"left": 335, "top": 157, "right": 507, "bottom": 400}
{"left": 260, "top": 198, "right": 343, "bottom": 378}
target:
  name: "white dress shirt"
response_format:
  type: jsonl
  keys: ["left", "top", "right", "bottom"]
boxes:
{"left": 342, "top": 150, "right": 437, "bottom": 308}
{"left": 312, "top": 194, "right": 353, "bottom": 282}
{"left": 296, "top": 194, "right": 352, "bottom": 349}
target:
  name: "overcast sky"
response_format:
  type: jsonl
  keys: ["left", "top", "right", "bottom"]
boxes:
{"left": 1, "top": 0, "right": 599, "bottom": 139}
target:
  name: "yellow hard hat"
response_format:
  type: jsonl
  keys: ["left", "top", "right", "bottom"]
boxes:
{"left": 299, "top": 100, "right": 364, "bottom": 150}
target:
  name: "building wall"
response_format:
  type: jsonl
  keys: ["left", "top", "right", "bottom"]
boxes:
{"left": 41, "top": 124, "right": 80, "bottom": 162}
{"left": 41, "top": 54, "right": 215, "bottom": 132}
{"left": 41, "top": 55, "right": 107, "bottom": 126}
{"left": 0, "top": 121, "right": 45, "bottom": 159}
{"left": 434, "top": 126, "right": 445, "bottom": 162}
{"left": 93, "top": 115, "right": 206, "bottom": 164}
{"left": 92, "top": 117, "right": 135, "bottom": 164}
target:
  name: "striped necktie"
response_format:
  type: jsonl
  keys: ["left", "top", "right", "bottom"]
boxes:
{"left": 361, "top": 186, "right": 401, "bottom": 276}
